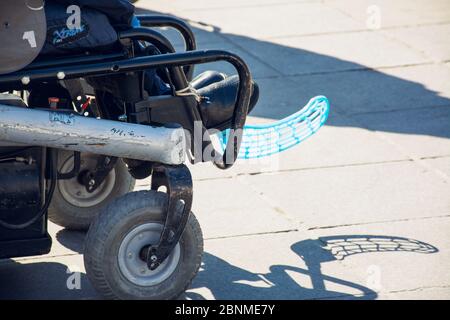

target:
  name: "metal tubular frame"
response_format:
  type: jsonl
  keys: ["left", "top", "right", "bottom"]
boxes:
{"left": 0, "top": 50, "right": 252, "bottom": 169}
{"left": 118, "top": 28, "right": 189, "bottom": 90}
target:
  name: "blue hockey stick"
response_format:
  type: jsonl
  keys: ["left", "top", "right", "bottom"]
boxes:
{"left": 218, "top": 96, "right": 330, "bottom": 159}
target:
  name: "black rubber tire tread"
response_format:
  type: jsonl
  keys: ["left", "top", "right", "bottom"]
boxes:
{"left": 84, "top": 190, "right": 204, "bottom": 300}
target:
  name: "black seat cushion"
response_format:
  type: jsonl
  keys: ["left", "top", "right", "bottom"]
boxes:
{"left": 40, "top": 2, "right": 119, "bottom": 56}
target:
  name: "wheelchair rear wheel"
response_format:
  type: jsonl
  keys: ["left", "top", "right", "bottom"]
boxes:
{"left": 48, "top": 150, "right": 136, "bottom": 231}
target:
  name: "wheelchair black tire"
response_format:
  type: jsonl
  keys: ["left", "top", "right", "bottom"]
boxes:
{"left": 84, "top": 191, "right": 204, "bottom": 300}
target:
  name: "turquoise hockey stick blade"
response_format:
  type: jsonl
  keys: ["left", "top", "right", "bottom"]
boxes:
{"left": 218, "top": 95, "right": 330, "bottom": 159}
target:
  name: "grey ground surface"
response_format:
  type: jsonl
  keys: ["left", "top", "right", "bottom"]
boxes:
{"left": 1, "top": 0, "right": 449, "bottom": 300}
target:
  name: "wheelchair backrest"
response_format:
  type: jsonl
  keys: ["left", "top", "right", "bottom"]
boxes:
{"left": 0, "top": 0, "right": 47, "bottom": 75}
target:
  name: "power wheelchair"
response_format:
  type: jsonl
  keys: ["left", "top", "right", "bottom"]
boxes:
{"left": 0, "top": 1, "right": 259, "bottom": 299}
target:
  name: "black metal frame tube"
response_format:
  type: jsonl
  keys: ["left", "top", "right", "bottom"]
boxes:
{"left": 23, "top": 52, "right": 126, "bottom": 71}
{"left": 137, "top": 15, "right": 197, "bottom": 80}
{"left": 118, "top": 28, "right": 189, "bottom": 90}
{"left": 137, "top": 15, "right": 197, "bottom": 52}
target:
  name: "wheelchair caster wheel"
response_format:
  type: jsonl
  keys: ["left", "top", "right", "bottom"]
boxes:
{"left": 84, "top": 191, "right": 203, "bottom": 300}
{"left": 48, "top": 151, "right": 135, "bottom": 231}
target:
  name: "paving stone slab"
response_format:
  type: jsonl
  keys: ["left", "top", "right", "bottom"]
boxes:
{"left": 326, "top": 0, "right": 450, "bottom": 28}
{"left": 352, "top": 105, "right": 450, "bottom": 159}
{"left": 170, "top": 2, "right": 364, "bottom": 40}
{"left": 305, "top": 216, "right": 450, "bottom": 298}
{"left": 136, "top": 0, "right": 314, "bottom": 14}
{"left": 385, "top": 23, "right": 450, "bottom": 63}
{"left": 288, "top": 64, "right": 450, "bottom": 115}
{"left": 225, "top": 31, "right": 429, "bottom": 77}
{"left": 243, "top": 161, "right": 450, "bottom": 228}
{"left": 187, "top": 217, "right": 450, "bottom": 299}
{"left": 423, "top": 156, "right": 450, "bottom": 179}
{"left": 192, "top": 177, "right": 297, "bottom": 239}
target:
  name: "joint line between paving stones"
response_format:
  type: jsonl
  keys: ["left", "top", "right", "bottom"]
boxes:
{"left": 322, "top": 0, "right": 449, "bottom": 64}
{"left": 217, "top": 33, "right": 286, "bottom": 77}
{"left": 346, "top": 103, "right": 450, "bottom": 117}
{"left": 262, "top": 20, "right": 450, "bottom": 41}
{"left": 205, "top": 229, "right": 300, "bottom": 241}
{"left": 252, "top": 61, "right": 437, "bottom": 81}
{"left": 307, "top": 213, "right": 450, "bottom": 231}
{"left": 313, "top": 285, "right": 450, "bottom": 300}
{"left": 194, "top": 155, "right": 450, "bottom": 183}
{"left": 174, "top": 1, "right": 320, "bottom": 14}
{"left": 0, "top": 252, "right": 81, "bottom": 265}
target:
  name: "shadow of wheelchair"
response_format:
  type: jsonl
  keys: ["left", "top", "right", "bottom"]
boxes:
{"left": 2, "top": 229, "right": 437, "bottom": 300}
{"left": 186, "top": 235, "right": 438, "bottom": 300}
{"left": 0, "top": 259, "right": 98, "bottom": 300}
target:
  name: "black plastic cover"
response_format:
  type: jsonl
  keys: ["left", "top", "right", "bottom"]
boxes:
{"left": 0, "top": 1, "right": 46, "bottom": 75}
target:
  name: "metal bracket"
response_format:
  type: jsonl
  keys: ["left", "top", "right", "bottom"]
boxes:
{"left": 57, "top": 151, "right": 81, "bottom": 180}
{"left": 79, "top": 156, "right": 118, "bottom": 193}
{"left": 143, "top": 164, "right": 193, "bottom": 270}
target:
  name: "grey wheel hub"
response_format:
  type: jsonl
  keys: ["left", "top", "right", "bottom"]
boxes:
{"left": 58, "top": 154, "right": 116, "bottom": 208}
{"left": 118, "top": 223, "right": 181, "bottom": 286}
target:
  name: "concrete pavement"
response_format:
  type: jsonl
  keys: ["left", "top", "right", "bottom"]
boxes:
{"left": 1, "top": 0, "right": 449, "bottom": 299}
